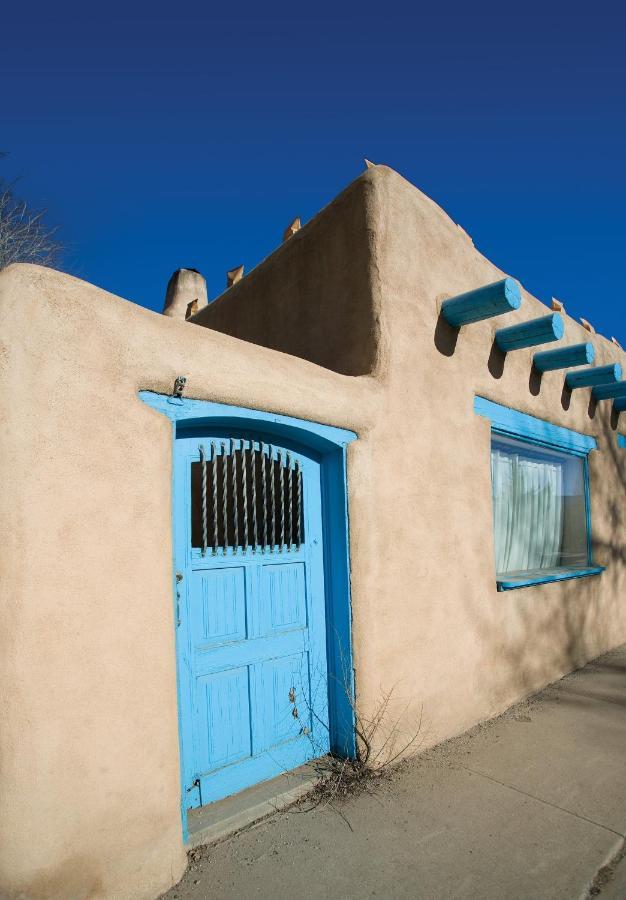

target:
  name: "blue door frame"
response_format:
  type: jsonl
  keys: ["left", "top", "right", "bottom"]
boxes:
{"left": 139, "top": 392, "right": 357, "bottom": 840}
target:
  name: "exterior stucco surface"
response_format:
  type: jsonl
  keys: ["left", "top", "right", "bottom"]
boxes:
{"left": 0, "top": 265, "right": 377, "bottom": 900}
{"left": 350, "top": 168, "right": 626, "bottom": 741}
{"left": 1, "top": 166, "right": 625, "bottom": 899}
{"left": 190, "top": 174, "right": 382, "bottom": 376}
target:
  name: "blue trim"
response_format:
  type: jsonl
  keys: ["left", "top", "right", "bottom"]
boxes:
{"left": 161, "top": 414, "right": 188, "bottom": 840}
{"left": 476, "top": 396, "right": 599, "bottom": 586}
{"left": 583, "top": 455, "right": 593, "bottom": 565}
{"left": 495, "top": 313, "right": 564, "bottom": 353}
{"left": 533, "top": 342, "right": 594, "bottom": 373}
{"left": 441, "top": 277, "right": 521, "bottom": 328}
{"left": 139, "top": 392, "right": 357, "bottom": 837}
{"left": 139, "top": 391, "right": 356, "bottom": 450}
{"left": 618, "top": 434, "right": 626, "bottom": 449}
{"left": 566, "top": 363, "right": 621, "bottom": 390}
{"left": 592, "top": 381, "right": 626, "bottom": 401}
{"left": 497, "top": 566, "right": 605, "bottom": 591}
{"left": 474, "top": 397, "right": 597, "bottom": 456}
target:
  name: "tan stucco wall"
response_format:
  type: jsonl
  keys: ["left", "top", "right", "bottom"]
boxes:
{"left": 190, "top": 175, "right": 382, "bottom": 376}
{"left": 1, "top": 166, "right": 625, "bottom": 899}
{"left": 0, "top": 264, "right": 378, "bottom": 899}
{"left": 193, "top": 166, "right": 626, "bottom": 738}
{"left": 347, "top": 167, "right": 626, "bottom": 744}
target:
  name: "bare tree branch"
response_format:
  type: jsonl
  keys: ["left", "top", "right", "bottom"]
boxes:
{"left": 0, "top": 159, "right": 63, "bottom": 270}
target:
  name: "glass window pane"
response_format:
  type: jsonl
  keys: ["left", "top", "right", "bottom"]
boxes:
{"left": 490, "top": 435, "right": 588, "bottom": 577}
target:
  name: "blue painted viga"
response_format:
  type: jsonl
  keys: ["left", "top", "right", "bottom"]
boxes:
{"left": 174, "top": 434, "right": 330, "bottom": 810}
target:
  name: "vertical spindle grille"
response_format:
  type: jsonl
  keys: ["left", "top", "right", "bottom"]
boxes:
{"left": 191, "top": 441, "right": 304, "bottom": 553}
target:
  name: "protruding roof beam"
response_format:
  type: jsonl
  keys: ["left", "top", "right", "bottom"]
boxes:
{"left": 533, "top": 342, "right": 594, "bottom": 373}
{"left": 440, "top": 277, "right": 521, "bottom": 328}
{"left": 613, "top": 396, "right": 626, "bottom": 413}
{"left": 566, "top": 363, "right": 622, "bottom": 390}
{"left": 592, "top": 380, "right": 626, "bottom": 401}
{"left": 495, "top": 313, "right": 564, "bottom": 353}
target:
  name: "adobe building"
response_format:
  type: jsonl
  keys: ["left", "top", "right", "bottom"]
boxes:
{"left": 1, "top": 165, "right": 625, "bottom": 900}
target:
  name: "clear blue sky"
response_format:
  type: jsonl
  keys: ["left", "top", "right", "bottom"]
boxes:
{"left": 3, "top": 1, "right": 625, "bottom": 340}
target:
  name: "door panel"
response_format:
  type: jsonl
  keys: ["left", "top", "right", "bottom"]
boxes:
{"left": 175, "top": 435, "right": 330, "bottom": 810}
{"left": 261, "top": 562, "right": 307, "bottom": 633}
{"left": 196, "top": 667, "right": 252, "bottom": 771}
{"left": 192, "top": 568, "right": 246, "bottom": 645}
{"left": 251, "top": 652, "right": 310, "bottom": 751}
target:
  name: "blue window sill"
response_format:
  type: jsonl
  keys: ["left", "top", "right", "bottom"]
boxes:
{"left": 497, "top": 566, "right": 605, "bottom": 592}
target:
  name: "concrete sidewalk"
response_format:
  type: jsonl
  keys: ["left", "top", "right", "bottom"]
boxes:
{"left": 163, "top": 646, "right": 626, "bottom": 900}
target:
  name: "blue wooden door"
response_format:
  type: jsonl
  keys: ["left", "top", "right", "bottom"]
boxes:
{"left": 174, "top": 434, "right": 330, "bottom": 810}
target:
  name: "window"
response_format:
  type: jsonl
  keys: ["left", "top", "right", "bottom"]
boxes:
{"left": 475, "top": 397, "right": 604, "bottom": 590}
{"left": 491, "top": 435, "right": 588, "bottom": 574}
{"left": 190, "top": 442, "right": 304, "bottom": 553}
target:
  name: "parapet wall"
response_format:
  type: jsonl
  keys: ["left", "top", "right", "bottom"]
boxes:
{"left": 190, "top": 173, "right": 382, "bottom": 376}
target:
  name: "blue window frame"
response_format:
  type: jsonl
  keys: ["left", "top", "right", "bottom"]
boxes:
{"left": 474, "top": 398, "right": 605, "bottom": 591}
{"left": 618, "top": 434, "right": 626, "bottom": 450}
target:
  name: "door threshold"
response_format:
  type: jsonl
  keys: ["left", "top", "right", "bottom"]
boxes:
{"left": 185, "top": 762, "right": 321, "bottom": 849}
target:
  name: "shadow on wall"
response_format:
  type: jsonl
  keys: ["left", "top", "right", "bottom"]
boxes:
{"left": 433, "top": 312, "right": 460, "bottom": 357}
{"left": 431, "top": 293, "right": 625, "bottom": 704}
{"left": 433, "top": 312, "right": 515, "bottom": 383}
{"left": 434, "top": 305, "right": 619, "bottom": 431}
{"left": 465, "top": 409, "right": 626, "bottom": 710}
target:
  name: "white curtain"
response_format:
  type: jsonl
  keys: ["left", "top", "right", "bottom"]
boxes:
{"left": 491, "top": 448, "right": 564, "bottom": 574}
